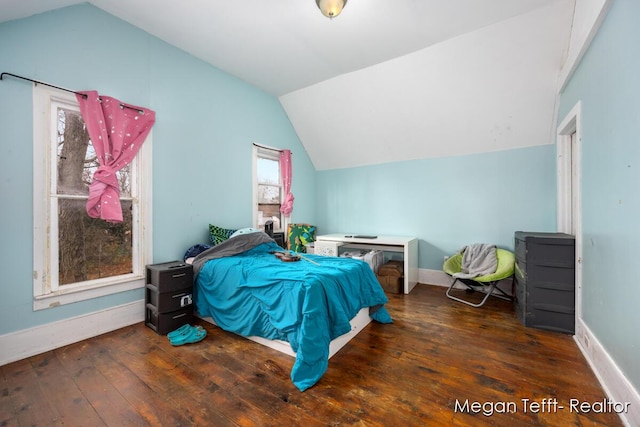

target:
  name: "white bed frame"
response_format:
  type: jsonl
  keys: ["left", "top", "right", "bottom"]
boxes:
{"left": 197, "top": 307, "right": 372, "bottom": 359}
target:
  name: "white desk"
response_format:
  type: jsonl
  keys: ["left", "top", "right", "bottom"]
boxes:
{"left": 315, "top": 234, "right": 419, "bottom": 294}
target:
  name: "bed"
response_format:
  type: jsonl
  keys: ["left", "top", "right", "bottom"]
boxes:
{"left": 191, "top": 231, "right": 392, "bottom": 391}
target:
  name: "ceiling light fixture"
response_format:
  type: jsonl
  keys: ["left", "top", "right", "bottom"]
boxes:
{"left": 316, "top": 0, "right": 348, "bottom": 19}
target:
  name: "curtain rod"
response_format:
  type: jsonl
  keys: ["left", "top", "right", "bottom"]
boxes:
{"left": 253, "top": 142, "right": 292, "bottom": 154}
{"left": 0, "top": 72, "right": 144, "bottom": 114}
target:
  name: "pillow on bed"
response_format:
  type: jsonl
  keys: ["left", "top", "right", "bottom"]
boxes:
{"left": 287, "top": 223, "right": 316, "bottom": 253}
{"left": 230, "top": 227, "right": 261, "bottom": 238}
{"left": 183, "top": 243, "right": 211, "bottom": 261}
{"left": 209, "top": 224, "right": 237, "bottom": 245}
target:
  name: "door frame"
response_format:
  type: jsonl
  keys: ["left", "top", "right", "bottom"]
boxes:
{"left": 556, "top": 100, "right": 583, "bottom": 320}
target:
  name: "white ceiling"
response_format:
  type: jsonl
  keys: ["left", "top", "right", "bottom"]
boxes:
{"left": 282, "top": 0, "right": 575, "bottom": 169}
{"left": 1, "top": 0, "right": 566, "bottom": 97}
{"left": 0, "top": 0, "right": 575, "bottom": 170}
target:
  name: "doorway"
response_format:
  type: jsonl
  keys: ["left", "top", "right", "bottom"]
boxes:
{"left": 557, "top": 101, "right": 583, "bottom": 320}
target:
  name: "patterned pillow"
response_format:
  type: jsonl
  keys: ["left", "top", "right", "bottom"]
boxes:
{"left": 287, "top": 223, "right": 316, "bottom": 253}
{"left": 209, "top": 224, "right": 237, "bottom": 246}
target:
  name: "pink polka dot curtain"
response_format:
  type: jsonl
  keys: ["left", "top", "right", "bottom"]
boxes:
{"left": 76, "top": 91, "right": 155, "bottom": 222}
{"left": 279, "top": 149, "right": 294, "bottom": 216}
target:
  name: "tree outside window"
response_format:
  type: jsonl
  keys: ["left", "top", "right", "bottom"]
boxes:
{"left": 56, "top": 107, "right": 133, "bottom": 285}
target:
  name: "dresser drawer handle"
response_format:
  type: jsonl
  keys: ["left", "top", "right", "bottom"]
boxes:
{"left": 171, "top": 273, "right": 186, "bottom": 278}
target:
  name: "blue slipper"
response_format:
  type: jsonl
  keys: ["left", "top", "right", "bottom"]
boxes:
{"left": 167, "top": 324, "right": 192, "bottom": 339}
{"left": 170, "top": 327, "right": 207, "bottom": 346}
{"left": 167, "top": 324, "right": 204, "bottom": 340}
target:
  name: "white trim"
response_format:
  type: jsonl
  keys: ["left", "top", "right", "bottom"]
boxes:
{"left": 419, "top": 268, "right": 450, "bottom": 287}
{"left": 32, "top": 86, "right": 50, "bottom": 299}
{"left": 252, "top": 144, "right": 259, "bottom": 228}
{"left": 574, "top": 319, "right": 640, "bottom": 427}
{"left": 33, "top": 277, "right": 146, "bottom": 310}
{"left": 557, "top": 100, "right": 581, "bottom": 233}
{"left": 0, "top": 300, "right": 145, "bottom": 366}
{"left": 32, "top": 86, "right": 153, "bottom": 309}
{"left": 252, "top": 143, "right": 288, "bottom": 233}
{"left": 558, "top": 0, "right": 613, "bottom": 92}
{"left": 557, "top": 101, "right": 583, "bottom": 320}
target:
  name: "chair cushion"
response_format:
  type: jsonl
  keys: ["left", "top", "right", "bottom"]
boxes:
{"left": 443, "top": 249, "right": 515, "bottom": 283}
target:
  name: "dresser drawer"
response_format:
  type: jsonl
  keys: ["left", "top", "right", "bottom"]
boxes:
{"left": 526, "top": 265, "right": 574, "bottom": 289}
{"left": 527, "top": 303, "right": 575, "bottom": 334}
{"left": 146, "top": 261, "right": 193, "bottom": 292}
{"left": 145, "top": 304, "right": 194, "bottom": 335}
{"left": 515, "top": 232, "right": 575, "bottom": 267}
{"left": 146, "top": 284, "right": 193, "bottom": 313}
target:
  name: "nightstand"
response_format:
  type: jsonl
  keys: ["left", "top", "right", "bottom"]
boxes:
{"left": 145, "top": 261, "right": 194, "bottom": 335}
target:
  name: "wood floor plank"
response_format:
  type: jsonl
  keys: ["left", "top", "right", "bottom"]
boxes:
{"left": 2, "top": 358, "right": 64, "bottom": 426}
{"left": 0, "top": 284, "right": 626, "bottom": 426}
{"left": 79, "top": 335, "right": 197, "bottom": 426}
{"left": 28, "top": 351, "right": 106, "bottom": 426}
{"left": 147, "top": 324, "right": 331, "bottom": 426}
{"left": 0, "top": 362, "right": 17, "bottom": 426}
{"left": 55, "top": 341, "right": 150, "bottom": 426}
{"left": 104, "top": 328, "right": 256, "bottom": 426}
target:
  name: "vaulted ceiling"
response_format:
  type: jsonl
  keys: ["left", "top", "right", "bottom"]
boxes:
{"left": 1, "top": 0, "right": 575, "bottom": 169}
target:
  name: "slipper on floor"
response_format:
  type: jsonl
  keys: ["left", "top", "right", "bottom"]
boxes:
{"left": 167, "top": 324, "right": 192, "bottom": 339}
{"left": 169, "top": 327, "right": 207, "bottom": 346}
{"left": 167, "top": 324, "right": 204, "bottom": 340}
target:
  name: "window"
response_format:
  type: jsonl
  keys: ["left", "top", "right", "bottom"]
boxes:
{"left": 253, "top": 144, "right": 286, "bottom": 233}
{"left": 32, "top": 86, "right": 152, "bottom": 310}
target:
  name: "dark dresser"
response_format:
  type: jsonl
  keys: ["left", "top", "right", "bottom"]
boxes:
{"left": 145, "top": 261, "right": 194, "bottom": 335}
{"left": 514, "top": 231, "right": 576, "bottom": 334}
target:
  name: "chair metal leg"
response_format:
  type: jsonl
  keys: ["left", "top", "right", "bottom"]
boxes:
{"left": 445, "top": 277, "right": 512, "bottom": 307}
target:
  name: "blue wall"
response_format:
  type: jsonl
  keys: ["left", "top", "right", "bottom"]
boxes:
{"left": 558, "top": 0, "right": 640, "bottom": 392}
{"left": 0, "top": 4, "right": 316, "bottom": 335}
{"left": 317, "top": 145, "right": 557, "bottom": 269}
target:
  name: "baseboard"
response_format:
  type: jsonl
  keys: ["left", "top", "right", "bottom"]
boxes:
{"left": 0, "top": 299, "right": 145, "bottom": 366}
{"left": 419, "top": 268, "right": 450, "bottom": 287}
{"left": 574, "top": 319, "right": 639, "bottom": 427}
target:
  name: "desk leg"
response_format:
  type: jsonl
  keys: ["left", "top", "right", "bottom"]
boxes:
{"left": 405, "top": 239, "right": 419, "bottom": 294}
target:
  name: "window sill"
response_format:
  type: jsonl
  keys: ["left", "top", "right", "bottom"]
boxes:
{"left": 33, "top": 276, "right": 145, "bottom": 311}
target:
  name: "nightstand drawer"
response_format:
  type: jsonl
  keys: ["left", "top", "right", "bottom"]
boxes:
{"left": 146, "top": 284, "right": 193, "bottom": 313}
{"left": 145, "top": 304, "right": 193, "bottom": 335}
{"left": 146, "top": 261, "right": 193, "bottom": 292}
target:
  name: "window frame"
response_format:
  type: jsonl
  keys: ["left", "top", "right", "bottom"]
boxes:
{"left": 32, "top": 86, "right": 153, "bottom": 310}
{"left": 252, "top": 144, "right": 287, "bottom": 233}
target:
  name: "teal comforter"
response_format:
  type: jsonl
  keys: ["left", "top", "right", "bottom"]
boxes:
{"left": 192, "top": 232, "right": 392, "bottom": 391}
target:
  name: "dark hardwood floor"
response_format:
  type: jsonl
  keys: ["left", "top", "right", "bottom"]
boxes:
{"left": 1, "top": 284, "right": 624, "bottom": 426}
